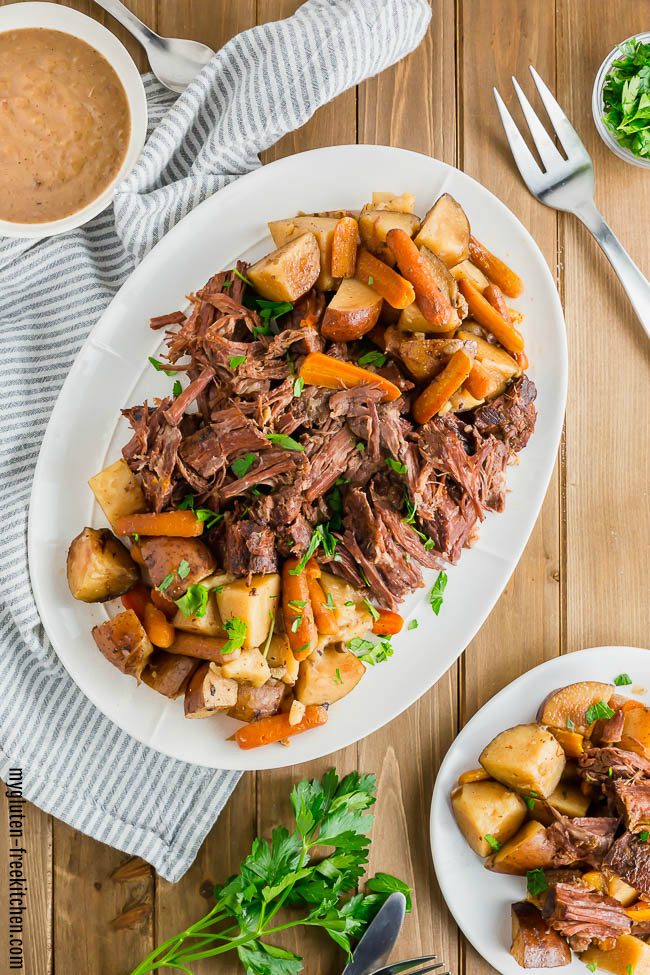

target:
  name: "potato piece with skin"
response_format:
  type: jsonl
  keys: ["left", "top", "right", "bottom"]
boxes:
{"left": 138, "top": 536, "right": 216, "bottom": 600}
{"left": 510, "top": 901, "right": 571, "bottom": 969}
{"left": 88, "top": 458, "right": 147, "bottom": 528}
{"left": 536, "top": 682, "right": 615, "bottom": 737}
{"left": 480, "top": 723, "right": 566, "bottom": 798}
{"left": 184, "top": 662, "right": 237, "bottom": 717}
{"left": 621, "top": 708, "right": 650, "bottom": 759}
{"left": 142, "top": 651, "right": 198, "bottom": 699}
{"left": 487, "top": 820, "right": 558, "bottom": 875}
{"left": 268, "top": 215, "right": 339, "bottom": 291}
{"left": 415, "top": 193, "right": 470, "bottom": 268}
{"left": 318, "top": 572, "right": 373, "bottom": 642}
{"left": 528, "top": 783, "right": 591, "bottom": 826}
{"left": 451, "top": 780, "right": 528, "bottom": 857}
{"left": 457, "top": 329, "right": 521, "bottom": 394}
{"left": 359, "top": 210, "right": 421, "bottom": 264}
{"left": 67, "top": 527, "right": 139, "bottom": 603}
{"left": 419, "top": 245, "right": 465, "bottom": 327}
{"left": 370, "top": 191, "right": 416, "bottom": 213}
{"left": 228, "top": 678, "right": 286, "bottom": 722}
{"left": 92, "top": 609, "right": 154, "bottom": 681}
{"left": 221, "top": 647, "right": 271, "bottom": 688}
{"left": 172, "top": 574, "right": 228, "bottom": 638}
{"left": 397, "top": 300, "right": 456, "bottom": 336}
{"left": 384, "top": 326, "right": 469, "bottom": 381}
{"left": 247, "top": 232, "right": 320, "bottom": 303}
{"left": 451, "top": 259, "right": 491, "bottom": 292}
{"left": 295, "top": 646, "right": 365, "bottom": 706}
{"left": 265, "top": 633, "right": 299, "bottom": 685}
{"left": 216, "top": 574, "right": 280, "bottom": 650}
{"left": 321, "top": 277, "right": 382, "bottom": 342}
{"left": 581, "top": 934, "right": 650, "bottom": 975}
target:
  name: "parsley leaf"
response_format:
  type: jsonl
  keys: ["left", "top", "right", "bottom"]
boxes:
{"left": 293, "top": 376, "right": 304, "bottom": 398}
{"left": 222, "top": 616, "right": 247, "bottom": 655}
{"left": 429, "top": 571, "right": 448, "bottom": 616}
{"left": 231, "top": 453, "right": 258, "bottom": 479}
{"left": 386, "top": 457, "right": 407, "bottom": 475}
{"left": 407, "top": 619, "right": 418, "bottom": 630}
{"left": 195, "top": 507, "right": 223, "bottom": 529}
{"left": 614, "top": 673, "right": 633, "bottom": 686}
{"left": 289, "top": 523, "right": 337, "bottom": 575}
{"left": 526, "top": 868, "right": 548, "bottom": 897}
{"left": 266, "top": 433, "right": 305, "bottom": 452}
{"left": 358, "top": 350, "right": 387, "bottom": 368}
{"left": 363, "top": 599, "right": 380, "bottom": 621}
{"left": 640, "top": 831, "right": 650, "bottom": 842}
{"left": 484, "top": 833, "right": 500, "bottom": 851}
{"left": 172, "top": 379, "right": 183, "bottom": 397}
{"left": 586, "top": 964, "right": 597, "bottom": 973}
{"left": 175, "top": 584, "right": 209, "bottom": 618}
{"left": 148, "top": 356, "right": 177, "bottom": 377}
{"left": 233, "top": 267, "right": 254, "bottom": 287}
{"left": 178, "top": 493, "right": 196, "bottom": 510}
{"left": 586, "top": 700, "right": 615, "bottom": 725}
{"left": 567, "top": 717, "right": 575, "bottom": 731}
{"left": 158, "top": 572, "right": 174, "bottom": 593}
{"left": 333, "top": 668, "right": 343, "bottom": 686}
{"left": 177, "top": 559, "right": 190, "bottom": 580}
{"left": 229, "top": 355, "right": 246, "bottom": 370}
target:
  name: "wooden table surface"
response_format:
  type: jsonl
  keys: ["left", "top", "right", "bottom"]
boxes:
{"left": 1, "top": 0, "right": 649, "bottom": 972}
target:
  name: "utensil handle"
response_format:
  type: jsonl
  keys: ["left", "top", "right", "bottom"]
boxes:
{"left": 92, "top": 0, "right": 161, "bottom": 50}
{"left": 575, "top": 201, "right": 650, "bottom": 341}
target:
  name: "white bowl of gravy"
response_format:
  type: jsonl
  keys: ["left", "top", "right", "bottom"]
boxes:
{"left": 0, "top": 2, "right": 147, "bottom": 238}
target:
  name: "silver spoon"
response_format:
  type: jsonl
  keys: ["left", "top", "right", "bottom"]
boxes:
{"left": 93, "top": 0, "right": 215, "bottom": 93}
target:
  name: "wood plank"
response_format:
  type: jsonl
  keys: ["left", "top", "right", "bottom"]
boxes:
{"left": 556, "top": 0, "right": 650, "bottom": 653}
{"left": 458, "top": 2, "right": 559, "bottom": 974}
{"left": 356, "top": 3, "right": 461, "bottom": 967}
{"left": 157, "top": 0, "right": 254, "bottom": 53}
{"left": 0, "top": 776, "right": 52, "bottom": 974}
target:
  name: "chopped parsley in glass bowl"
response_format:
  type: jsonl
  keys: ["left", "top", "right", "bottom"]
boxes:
{"left": 592, "top": 32, "right": 650, "bottom": 168}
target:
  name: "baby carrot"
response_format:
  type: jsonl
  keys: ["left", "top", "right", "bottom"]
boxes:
{"left": 114, "top": 510, "right": 203, "bottom": 538}
{"left": 235, "top": 705, "right": 329, "bottom": 750}
{"left": 299, "top": 352, "right": 401, "bottom": 403}
{"left": 143, "top": 602, "right": 175, "bottom": 649}
{"left": 282, "top": 557, "right": 319, "bottom": 661}
{"left": 412, "top": 349, "right": 473, "bottom": 424}
{"left": 468, "top": 235, "right": 523, "bottom": 298}
{"left": 356, "top": 248, "right": 415, "bottom": 309}
{"left": 385, "top": 228, "right": 452, "bottom": 326}
{"left": 371, "top": 608, "right": 404, "bottom": 635}
{"left": 457, "top": 276, "right": 525, "bottom": 354}
{"left": 121, "top": 583, "right": 150, "bottom": 622}
{"left": 331, "top": 216, "right": 360, "bottom": 278}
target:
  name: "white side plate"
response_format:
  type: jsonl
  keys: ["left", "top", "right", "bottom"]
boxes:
{"left": 431, "top": 645, "right": 650, "bottom": 975}
{"left": 29, "top": 145, "right": 567, "bottom": 770}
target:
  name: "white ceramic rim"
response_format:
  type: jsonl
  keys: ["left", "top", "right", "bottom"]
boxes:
{"left": 592, "top": 30, "right": 650, "bottom": 170}
{"left": 430, "top": 645, "right": 650, "bottom": 975}
{"left": 28, "top": 144, "right": 568, "bottom": 770}
{"left": 0, "top": 1, "right": 147, "bottom": 238}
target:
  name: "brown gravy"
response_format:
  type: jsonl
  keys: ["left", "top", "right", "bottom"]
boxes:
{"left": 0, "top": 28, "right": 131, "bottom": 224}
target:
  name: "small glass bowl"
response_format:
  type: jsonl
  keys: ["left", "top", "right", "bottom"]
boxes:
{"left": 592, "top": 30, "right": 650, "bottom": 170}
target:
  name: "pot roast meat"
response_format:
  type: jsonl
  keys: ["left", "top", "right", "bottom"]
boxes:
{"left": 580, "top": 745, "right": 650, "bottom": 785}
{"left": 122, "top": 399, "right": 182, "bottom": 512}
{"left": 546, "top": 816, "right": 618, "bottom": 869}
{"left": 614, "top": 780, "right": 650, "bottom": 833}
{"left": 223, "top": 519, "right": 277, "bottom": 578}
{"left": 604, "top": 832, "right": 650, "bottom": 896}
{"left": 473, "top": 374, "right": 537, "bottom": 452}
{"left": 543, "top": 882, "right": 632, "bottom": 952}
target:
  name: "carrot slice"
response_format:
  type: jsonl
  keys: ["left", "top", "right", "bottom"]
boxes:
{"left": 299, "top": 352, "right": 401, "bottom": 403}
{"left": 143, "top": 601, "right": 175, "bottom": 649}
{"left": 235, "top": 705, "right": 328, "bottom": 750}
{"left": 483, "top": 282, "right": 512, "bottom": 323}
{"left": 356, "top": 248, "right": 415, "bottom": 309}
{"left": 331, "top": 216, "right": 360, "bottom": 278}
{"left": 307, "top": 575, "right": 338, "bottom": 635}
{"left": 412, "top": 349, "right": 473, "bottom": 424}
{"left": 371, "top": 608, "right": 404, "bottom": 635}
{"left": 457, "top": 276, "right": 525, "bottom": 354}
{"left": 468, "top": 236, "right": 523, "bottom": 298}
{"left": 622, "top": 699, "right": 645, "bottom": 712}
{"left": 385, "top": 228, "right": 452, "bottom": 326}
{"left": 625, "top": 903, "right": 650, "bottom": 922}
{"left": 150, "top": 587, "right": 177, "bottom": 618}
{"left": 465, "top": 359, "right": 498, "bottom": 400}
{"left": 121, "top": 583, "right": 150, "bottom": 622}
{"left": 114, "top": 511, "right": 203, "bottom": 538}
{"left": 282, "top": 557, "right": 319, "bottom": 660}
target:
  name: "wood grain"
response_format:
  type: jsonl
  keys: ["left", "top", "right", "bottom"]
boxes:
{"left": 0, "top": 1, "right": 648, "bottom": 973}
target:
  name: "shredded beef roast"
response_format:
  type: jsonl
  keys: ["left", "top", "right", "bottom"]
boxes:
{"left": 579, "top": 746, "right": 650, "bottom": 785}
{"left": 543, "top": 882, "right": 631, "bottom": 952}
{"left": 604, "top": 832, "right": 650, "bottom": 895}
{"left": 614, "top": 781, "right": 650, "bottom": 833}
{"left": 121, "top": 260, "right": 538, "bottom": 606}
{"left": 547, "top": 816, "right": 618, "bottom": 869}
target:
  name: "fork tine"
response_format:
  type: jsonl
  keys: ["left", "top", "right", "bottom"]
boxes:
{"left": 493, "top": 87, "right": 544, "bottom": 192}
{"left": 528, "top": 65, "right": 591, "bottom": 161}
{"left": 376, "top": 955, "right": 440, "bottom": 974}
{"left": 510, "top": 76, "right": 565, "bottom": 171}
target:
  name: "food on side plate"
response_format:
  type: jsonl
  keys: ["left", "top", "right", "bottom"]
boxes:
{"left": 450, "top": 679, "right": 650, "bottom": 970}
{"left": 0, "top": 28, "right": 130, "bottom": 224}
{"left": 67, "top": 188, "right": 536, "bottom": 749}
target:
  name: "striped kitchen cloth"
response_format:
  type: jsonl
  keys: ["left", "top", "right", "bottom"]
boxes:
{"left": 0, "top": 0, "right": 431, "bottom": 882}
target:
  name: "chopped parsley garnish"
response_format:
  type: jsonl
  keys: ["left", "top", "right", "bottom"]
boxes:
{"left": 256, "top": 298, "right": 293, "bottom": 319}
{"left": 367, "top": 275, "right": 374, "bottom": 285}
{"left": 132, "top": 533, "right": 139, "bottom": 541}
{"left": 288, "top": 599, "right": 307, "bottom": 610}
{"left": 586, "top": 700, "right": 615, "bottom": 725}
{"left": 640, "top": 831, "right": 650, "bottom": 842}
{"left": 567, "top": 717, "right": 575, "bottom": 731}
{"left": 261, "top": 610, "right": 275, "bottom": 658}
{"left": 178, "top": 493, "right": 196, "bottom": 510}
{"left": 386, "top": 457, "right": 407, "bottom": 475}
{"left": 344, "top": 601, "right": 355, "bottom": 607}
{"left": 175, "top": 584, "right": 209, "bottom": 618}
{"left": 222, "top": 616, "right": 247, "bottom": 655}
{"left": 602, "top": 38, "right": 650, "bottom": 160}
{"left": 291, "top": 616, "right": 303, "bottom": 632}
{"left": 326, "top": 591, "right": 335, "bottom": 611}
{"left": 349, "top": 636, "right": 394, "bottom": 666}
{"left": 333, "top": 668, "right": 343, "bottom": 686}
{"left": 526, "top": 869, "right": 548, "bottom": 897}
{"left": 195, "top": 507, "right": 223, "bottom": 529}
{"left": 266, "top": 432, "right": 305, "bottom": 452}
{"left": 625, "top": 966, "right": 634, "bottom": 975}
{"left": 289, "top": 523, "right": 337, "bottom": 575}
{"left": 356, "top": 441, "right": 366, "bottom": 451}
{"left": 229, "top": 355, "right": 246, "bottom": 370}
{"left": 403, "top": 490, "right": 417, "bottom": 524}
{"left": 484, "top": 833, "right": 500, "bottom": 852}
{"left": 293, "top": 376, "right": 304, "bottom": 398}
{"left": 231, "top": 452, "right": 258, "bottom": 479}
{"left": 159, "top": 572, "right": 174, "bottom": 593}
{"left": 358, "top": 350, "right": 387, "bottom": 368}
{"left": 429, "top": 571, "right": 448, "bottom": 616}
{"left": 614, "top": 673, "right": 633, "bottom": 686}
{"left": 407, "top": 619, "right": 418, "bottom": 630}
{"left": 347, "top": 637, "right": 376, "bottom": 656}
{"left": 177, "top": 559, "right": 190, "bottom": 580}
{"left": 293, "top": 642, "right": 312, "bottom": 656}
{"left": 524, "top": 796, "right": 536, "bottom": 811}
{"left": 358, "top": 564, "right": 370, "bottom": 587}
{"left": 586, "top": 964, "right": 597, "bottom": 973}
{"left": 233, "top": 268, "right": 254, "bottom": 288}
{"left": 148, "top": 356, "right": 177, "bottom": 376}
{"left": 363, "top": 599, "right": 380, "bottom": 621}
{"left": 172, "top": 379, "right": 183, "bottom": 397}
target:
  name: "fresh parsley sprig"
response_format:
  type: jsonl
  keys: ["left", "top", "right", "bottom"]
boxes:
{"left": 129, "top": 770, "right": 411, "bottom": 975}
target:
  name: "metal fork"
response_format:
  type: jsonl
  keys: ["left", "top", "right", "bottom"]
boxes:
{"left": 368, "top": 954, "right": 448, "bottom": 975}
{"left": 494, "top": 66, "right": 650, "bottom": 341}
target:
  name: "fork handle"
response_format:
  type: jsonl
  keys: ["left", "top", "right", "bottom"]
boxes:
{"left": 574, "top": 201, "right": 650, "bottom": 342}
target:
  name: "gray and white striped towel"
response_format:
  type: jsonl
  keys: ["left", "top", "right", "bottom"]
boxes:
{"left": 0, "top": 0, "right": 430, "bottom": 881}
